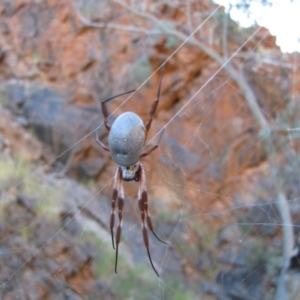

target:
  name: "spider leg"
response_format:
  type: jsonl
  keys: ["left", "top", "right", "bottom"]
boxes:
{"left": 115, "top": 178, "right": 124, "bottom": 274}
{"left": 142, "top": 190, "right": 168, "bottom": 245}
{"left": 110, "top": 167, "right": 122, "bottom": 250}
{"left": 137, "top": 164, "right": 168, "bottom": 277}
{"left": 139, "top": 164, "right": 168, "bottom": 245}
{"left": 95, "top": 129, "right": 110, "bottom": 152}
{"left": 101, "top": 101, "right": 111, "bottom": 132}
{"left": 140, "top": 129, "right": 165, "bottom": 158}
{"left": 144, "top": 66, "right": 165, "bottom": 143}
{"left": 138, "top": 190, "right": 160, "bottom": 277}
{"left": 101, "top": 90, "right": 136, "bottom": 132}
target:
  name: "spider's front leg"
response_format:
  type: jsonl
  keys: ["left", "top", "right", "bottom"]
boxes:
{"left": 110, "top": 167, "right": 126, "bottom": 274}
{"left": 110, "top": 167, "right": 122, "bottom": 250}
{"left": 137, "top": 164, "right": 168, "bottom": 277}
{"left": 115, "top": 181, "right": 124, "bottom": 274}
{"left": 138, "top": 187, "right": 160, "bottom": 277}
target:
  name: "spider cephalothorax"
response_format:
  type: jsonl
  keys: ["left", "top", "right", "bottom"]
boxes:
{"left": 95, "top": 67, "right": 167, "bottom": 277}
{"left": 120, "top": 163, "right": 140, "bottom": 182}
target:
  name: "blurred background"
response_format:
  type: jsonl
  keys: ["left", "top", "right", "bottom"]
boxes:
{"left": 0, "top": 0, "right": 299, "bottom": 299}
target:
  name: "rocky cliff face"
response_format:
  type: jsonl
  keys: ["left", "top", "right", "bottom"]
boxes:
{"left": 0, "top": 107, "right": 111, "bottom": 299}
{"left": 0, "top": 0, "right": 300, "bottom": 299}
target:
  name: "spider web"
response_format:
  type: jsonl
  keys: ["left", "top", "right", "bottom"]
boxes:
{"left": 0, "top": 1, "right": 299, "bottom": 300}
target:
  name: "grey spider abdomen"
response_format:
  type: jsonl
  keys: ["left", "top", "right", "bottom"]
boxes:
{"left": 109, "top": 112, "right": 145, "bottom": 166}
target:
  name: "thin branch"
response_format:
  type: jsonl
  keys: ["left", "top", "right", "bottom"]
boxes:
{"left": 141, "top": 0, "right": 148, "bottom": 12}
{"left": 74, "top": 1, "right": 161, "bottom": 35}
{"left": 222, "top": 8, "right": 229, "bottom": 59}
{"left": 186, "top": 0, "right": 193, "bottom": 32}
{"left": 261, "top": 58, "right": 300, "bottom": 69}
{"left": 275, "top": 191, "right": 294, "bottom": 300}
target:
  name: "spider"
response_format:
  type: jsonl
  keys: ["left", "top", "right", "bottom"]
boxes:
{"left": 95, "top": 68, "right": 167, "bottom": 277}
